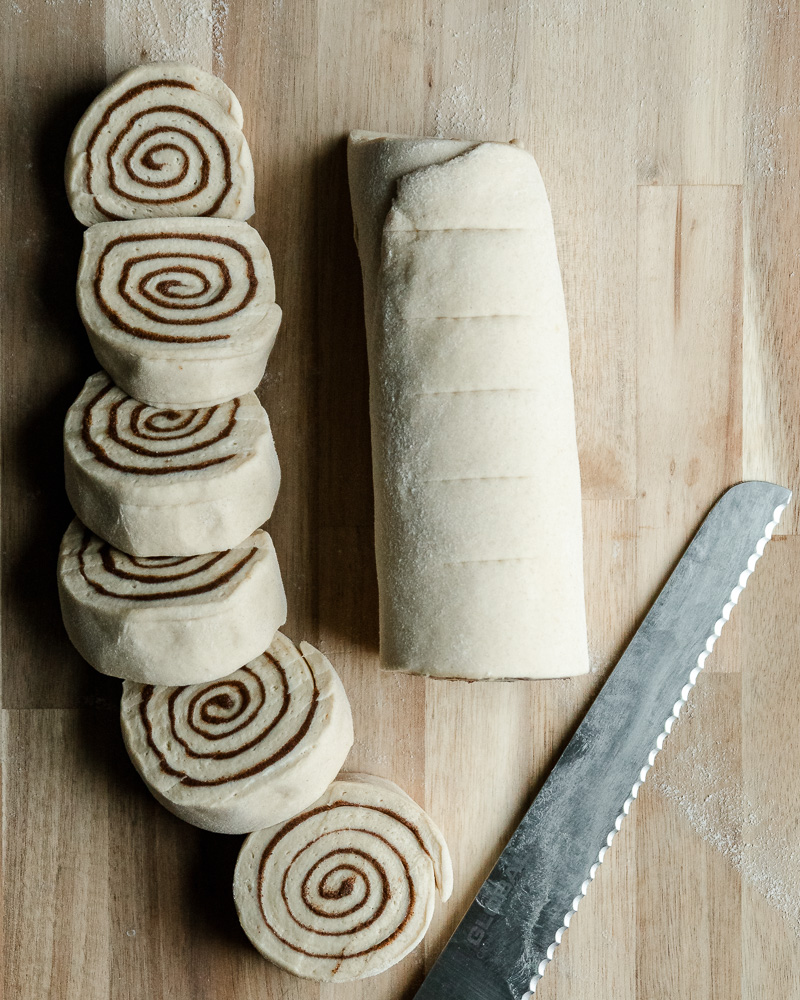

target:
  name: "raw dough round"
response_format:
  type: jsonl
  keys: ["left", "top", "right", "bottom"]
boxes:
{"left": 57, "top": 519, "right": 286, "bottom": 685}
{"left": 66, "top": 62, "right": 255, "bottom": 226}
{"left": 120, "top": 633, "right": 354, "bottom": 834}
{"left": 64, "top": 371, "right": 280, "bottom": 556}
{"left": 77, "top": 217, "right": 282, "bottom": 407}
{"left": 234, "top": 773, "right": 453, "bottom": 982}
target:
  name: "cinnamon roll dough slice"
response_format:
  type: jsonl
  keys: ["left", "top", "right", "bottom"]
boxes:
{"left": 66, "top": 62, "right": 255, "bottom": 226}
{"left": 234, "top": 773, "right": 452, "bottom": 982}
{"left": 57, "top": 519, "right": 286, "bottom": 685}
{"left": 77, "top": 217, "right": 282, "bottom": 407}
{"left": 120, "top": 633, "right": 354, "bottom": 834}
{"left": 64, "top": 371, "right": 280, "bottom": 556}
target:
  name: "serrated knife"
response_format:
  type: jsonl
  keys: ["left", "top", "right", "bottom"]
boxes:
{"left": 414, "top": 480, "right": 791, "bottom": 1000}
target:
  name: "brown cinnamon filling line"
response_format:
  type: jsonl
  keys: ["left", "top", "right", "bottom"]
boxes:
{"left": 86, "top": 79, "right": 194, "bottom": 193}
{"left": 135, "top": 406, "right": 208, "bottom": 437}
{"left": 92, "top": 232, "right": 257, "bottom": 343}
{"left": 138, "top": 142, "right": 191, "bottom": 185}
{"left": 93, "top": 200, "right": 124, "bottom": 221}
{"left": 316, "top": 864, "right": 363, "bottom": 905}
{"left": 179, "top": 666, "right": 275, "bottom": 748}
{"left": 195, "top": 675, "right": 267, "bottom": 733}
{"left": 121, "top": 253, "right": 232, "bottom": 316}
{"left": 100, "top": 546, "right": 226, "bottom": 583}
{"left": 108, "top": 117, "right": 210, "bottom": 202}
{"left": 108, "top": 113, "right": 225, "bottom": 211}
{"left": 116, "top": 131, "right": 194, "bottom": 192}
{"left": 255, "top": 804, "right": 432, "bottom": 959}
{"left": 293, "top": 844, "right": 388, "bottom": 928}
{"left": 136, "top": 264, "right": 212, "bottom": 307}
{"left": 137, "top": 654, "right": 320, "bottom": 787}
{"left": 77, "top": 528, "right": 257, "bottom": 600}
{"left": 85, "top": 79, "right": 233, "bottom": 217}
{"left": 127, "top": 555, "right": 195, "bottom": 567}
{"left": 80, "top": 379, "right": 238, "bottom": 473}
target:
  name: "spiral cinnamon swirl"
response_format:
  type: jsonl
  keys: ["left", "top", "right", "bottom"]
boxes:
{"left": 57, "top": 519, "right": 287, "bottom": 685}
{"left": 234, "top": 774, "right": 453, "bottom": 982}
{"left": 66, "top": 63, "right": 255, "bottom": 226}
{"left": 77, "top": 217, "right": 281, "bottom": 407}
{"left": 64, "top": 372, "right": 280, "bottom": 556}
{"left": 120, "top": 633, "right": 354, "bottom": 834}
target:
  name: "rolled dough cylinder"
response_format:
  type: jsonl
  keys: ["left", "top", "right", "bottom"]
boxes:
{"left": 348, "top": 131, "right": 588, "bottom": 679}
{"left": 64, "top": 371, "right": 280, "bottom": 556}
{"left": 233, "top": 773, "right": 453, "bottom": 981}
{"left": 66, "top": 62, "right": 255, "bottom": 226}
{"left": 77, "top": 217, "right": 282, "bottom": 407}
{"left": 120, "top": 632, "right": 354, "bottom": 834}
{"left": 57, "top": 519, "right": 287, "bottom": 685}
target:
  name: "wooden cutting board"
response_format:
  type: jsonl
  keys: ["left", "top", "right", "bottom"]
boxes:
{"left": 2, "top": 2, "right": 799, "bottom": 998}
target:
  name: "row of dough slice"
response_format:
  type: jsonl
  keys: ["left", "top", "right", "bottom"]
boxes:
{"left": 69, "top": 62, "right": 281, "bottom": 408}
{"left": 61, "top": 65, "right": 289, "bottom": 681}
{"left": 57, "top": 507, "right": 453, "bottom": 982}
{"left": 117, "top": 629, "right": 452, "bottom": 981}
{"left": 60, "top": 63, "right": 453, "bottom": 983}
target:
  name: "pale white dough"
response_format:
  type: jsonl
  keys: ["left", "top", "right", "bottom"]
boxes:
{"left": 57, "top": 519, "right": 287, "bottom": 685}
{"left": 77, "top": 217, "right": 281, "bottom": 407}
{"left": 233, "top": 773, "right": 453, "bottom": 981}
{"left": 120, "top": 633, "right": 354, "bottom": 834}
{"left": 66, "top": 62, "right": 255, "bottom": 226}
{"left": 64, "top": 371, "right": 281, "bottom": 556}
{"left": 347, "top": 131, "right": 588, "bottom": 679}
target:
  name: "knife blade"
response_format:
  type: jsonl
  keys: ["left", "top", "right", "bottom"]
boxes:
{"left": 414, "top": 480, "right": 791, "bottom": 1000}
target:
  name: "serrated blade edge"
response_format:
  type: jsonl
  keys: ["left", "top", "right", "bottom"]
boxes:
{"left": 524, "top": 491, "right": 790, "bottom": 995}
{"left": 413, "top": 482, "right": 791, "bottom": 1000}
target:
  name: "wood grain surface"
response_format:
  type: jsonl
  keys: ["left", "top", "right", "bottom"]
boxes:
{"left": 2, "top": 2, "right": 799, "bottom": 998}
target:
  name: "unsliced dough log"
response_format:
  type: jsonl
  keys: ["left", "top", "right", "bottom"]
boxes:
{"left": 233, "top": 773, "right": 452, "bottom": 981}
{"left": 120, "top": 633, "right": 354, "bottom": 834}
{"left": 57, "top": 519, "right": 286, "bottom": 685}
{"left": 77, "top": 217, "right": 282, "bottom": 407}
{"left": 64, "top": 371, "right": 280, "bottom": 556}
{"left": 347, "top": 131, "right": 589, "bottom": 679}
{"left": 66, "top": 62, "right": 255, "bottom": 226}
